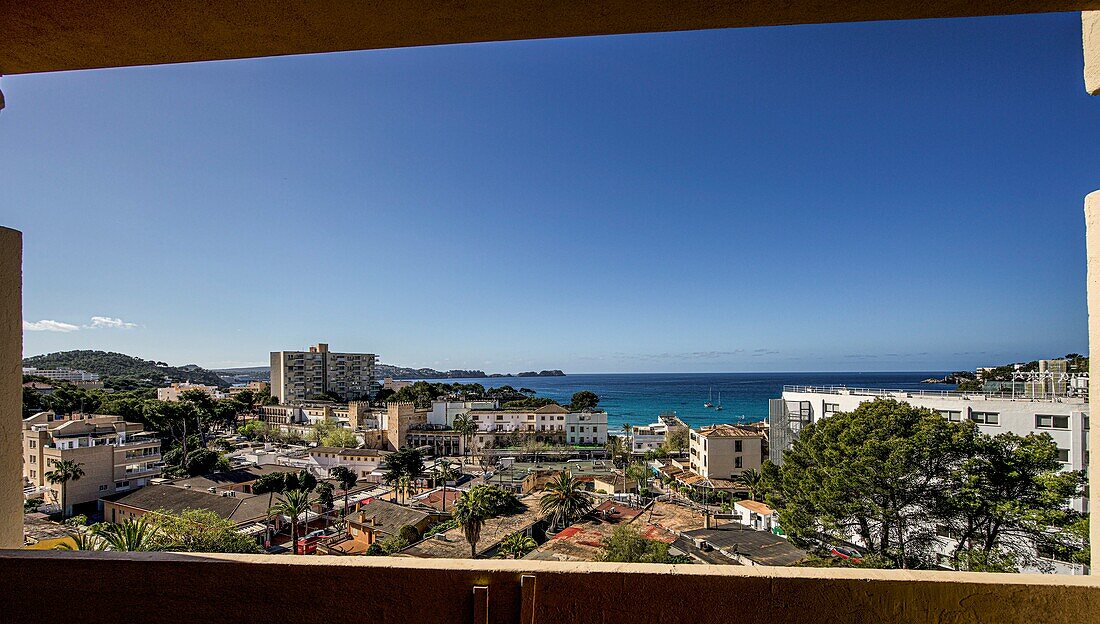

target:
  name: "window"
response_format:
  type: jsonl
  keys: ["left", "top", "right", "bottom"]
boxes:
{"left": 734, "top": 440, "right": 743, "bottom": 452}
{"left": 735, "top": 456, "right": 743, "bottom": 468}
{"left": 824, "top": 402, "right": 840, "bottom": 415}
{"left": 1084, "top": 415, "right": 1090, "bottom": 431}
{"left": 29, "top": 440, "right": 36, "bottom": 448}
{"left": 1036, "top": 414, "right": 1070, "bottom": 429}
{"left": 29, "top": 456, "right": 35, "bottom": 464}
{"left": 937, "top": 410, "right": 962, "bottom": 422}
{"left": 970, "top": 412, "right": 999, "bottom": 425}
{"left": 99, "top": 484, "right": 108, "bottom": 491}
{"left": 1056, "top": 448, "right": 1070, "bottom": 463}
{"left": 570, "top": 426, "right": 575, "bottom": 432}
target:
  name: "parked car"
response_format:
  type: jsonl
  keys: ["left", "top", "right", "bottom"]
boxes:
{"left": 830, "top": 545, "right": 863, "bottom": 563}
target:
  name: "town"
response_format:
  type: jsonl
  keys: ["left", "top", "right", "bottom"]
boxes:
{"left": 19, "top": 344, "right": 1090, "bottom": 574}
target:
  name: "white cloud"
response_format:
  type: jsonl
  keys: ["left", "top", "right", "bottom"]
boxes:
{"left": 23, "top": 316, "right": 139, "bottom": 333}
{"left": 23, "top": 320, "right": 81, "bottom": 332}
{"left": 88, "top": 316, "right": 138, "bottom": 329}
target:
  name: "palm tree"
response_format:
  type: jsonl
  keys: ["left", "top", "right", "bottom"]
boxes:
{"left": 45, "top": 459, "right": 85, "bottom": 519}
{"left": 433, "top": 460, "right": 456, "bottom": 512}
{"left": 270, "top": 489, "right": 314, "bottom": 554}
{"left": 329, "top": 466, "right": 358, "bottom": 518}
{"left": 539, "top": 470, "right": 594, "bottom": 532}
{"left": 452, "top": 412, "right": 478, "bottom": 468}
{"left": 626, "top": 463, "right": 649, "bottom": 498}
{"left": 733, "top": 468, "right": 764, "bottom": 501}
{"left": 453, "top": 487, "right": 493, "bottom": 558}
{"left": 57, "top": 529, "right": 105, "bottom": 551}
{"left": 96, "top": 517, "right": 159, "bottom": 551}
{"left": 498, "top": 532, "right": 537, "bottom": 559}
{"left": 396, "top": 474, "right": 412, "bottom": 504}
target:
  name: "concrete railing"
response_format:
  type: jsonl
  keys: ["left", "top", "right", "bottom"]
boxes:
{"left": 1, "top": 551, "right": 1098, "bottom": 624}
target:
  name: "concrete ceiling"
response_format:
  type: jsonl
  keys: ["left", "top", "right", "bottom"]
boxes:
{"left": 3, "top": 1, "right": 1100, "bottom": 75}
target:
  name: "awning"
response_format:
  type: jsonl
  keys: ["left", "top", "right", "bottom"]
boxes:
{"left": 237, "top": 523, "right": 267, "bottom": 536}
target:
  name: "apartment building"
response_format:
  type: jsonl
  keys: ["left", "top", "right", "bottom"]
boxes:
{"left": 403, "top": 400, "right": 609, "bottom": 454}
{"left": 769, "top": 386, "right": 1090, "bottom": 512}
{"left": 632, "top": 412, "right": 689, "bottom": 454}
{"left": 269, "top": 343, "right": 377, "bottom": 403}
{"left": 305, "top": 447, "right": 389, "bottom": 482}
{"left": 22, "top": 367, "right": 100, "bottom": 382}
{"left": 688, "top": 424, "right": 767, "bottom": 481}
{"left": 23, "top": 412, "right": 162, "bottom": 515}
{"left": 157, "top": 382, "right": 226, "bottom": 402}
{"left": 258, "top": 401, "right": 374, "bottom": 428}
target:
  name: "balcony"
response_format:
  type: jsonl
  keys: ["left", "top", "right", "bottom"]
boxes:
{"left": 2, "top": 3, "right": 1100, "bottom": 624}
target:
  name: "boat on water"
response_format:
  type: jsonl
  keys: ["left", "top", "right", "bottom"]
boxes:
{"left": 703, "top": 386, "right": 714, "bottom": 409}
{"left": 715, "top": 390, "right": 724, "bottom": 411}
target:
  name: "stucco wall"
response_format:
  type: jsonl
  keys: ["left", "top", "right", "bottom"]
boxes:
{"left": 0, "top": 228, "right": 21, "bottom": 549}
{"left": 1086, "top": 12, "right": 1100, "bottom": 95}
{"left": 1, "top": 551, "right": 1098, "bottom": 624}
{"left": 1086, "top": 190, "right": 1100, "bottom": 564}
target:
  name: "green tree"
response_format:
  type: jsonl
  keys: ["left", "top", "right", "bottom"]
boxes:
{"left": 940, "top": 430, "right": 1085, "bottom": 570}
{"left": 498, "top": 532, "right": 537, "bottom": 559}
{"left": 45, "top": 459, "right": 85, "bottom": 519}
{"left": 329, "top": 466, "right": 358, "bottom": 518}
{"left": 315, "top": 482, "right": 336, "bottom": 510}
{"left": 397, "top": 524, "right": 421, "bottom": 544}
{"left": 569, "top": 391, "right": 600, "bottom": 411}
{"left": 599, "top": 524, "right": 689, "bottom": 563}
{"left": 270, "top": 489, "right": 314, "bottom": 555}
{"left": 539, "top": 470, "right": 594, "bottom": 531}
{"left": 148, "top": 508, "right": 262, "bottom": 553}
{"left": 453, "top": 487, "right": 493, "bottom": 558}
{"left": 773, "top": 399, "right": 978, "bottom": 569}
{"left": 378, "top": 534, "right": 409, "bottom": 554}
{"left": 323, "top": 427, "right": 360, "bottom": 448}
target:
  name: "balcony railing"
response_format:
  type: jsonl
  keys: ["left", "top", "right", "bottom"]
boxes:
{"left": 782, "top": 385, "right": 1088, "bottom": 403}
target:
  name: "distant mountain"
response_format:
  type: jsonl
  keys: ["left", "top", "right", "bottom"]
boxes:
{"left": 209, "top": 363, "right": 566, "bottom": 381}
{"left": 377, "top": 364, "right": 566, "bottom": 379}
{"left": 377, "top": 364, "right": 489, "bottom": 379}
{"left": 23, "top": 350, "right": 228, "bottom": 388}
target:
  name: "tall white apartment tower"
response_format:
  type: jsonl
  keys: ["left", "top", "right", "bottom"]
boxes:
{"left": 270, "top": 343, "right": 377, "bottom": 404}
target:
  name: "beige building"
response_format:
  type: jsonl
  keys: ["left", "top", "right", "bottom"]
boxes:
{"left": 22, "top": 412, "right": 162, "bottom": 515}
{"left": 157, "top": 382, "right": 225, "bottom": 402}
{"left": 688, "top": 424, "right": 766, "bottom": 481}
{"left": 270, "top": 343, "right": 377, "bottom": 403}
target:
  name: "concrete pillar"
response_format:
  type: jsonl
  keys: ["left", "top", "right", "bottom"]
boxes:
{"left": 1086, "top": 12, "right": 1100, "bottom": 96}
{"left": 0, "top": 227, "right": 21, "bottom": 549}
{"left": 1087, "top": 193, "right": 1100, "bottom": 569}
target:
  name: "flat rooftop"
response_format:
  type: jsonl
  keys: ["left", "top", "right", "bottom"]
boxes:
{"left": 683, "top": 524, "right": 809, "bottom": 566}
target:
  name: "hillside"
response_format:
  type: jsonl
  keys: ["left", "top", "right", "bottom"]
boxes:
{"left": 210, "top": 363, "right": 567, "bottom": 381}
{"left": 23, "top": 350, "right": 228, "bottom": 388}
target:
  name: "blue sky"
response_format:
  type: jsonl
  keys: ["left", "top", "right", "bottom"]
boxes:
{"left": 2, "top": 13, "right": 1097, "bottom": 373}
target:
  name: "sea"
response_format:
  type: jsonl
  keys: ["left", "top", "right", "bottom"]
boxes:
{"left": 434, "top": 372, "right": 956, "bottom": 432}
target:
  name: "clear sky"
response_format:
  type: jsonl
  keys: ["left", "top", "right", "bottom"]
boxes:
{"left": 2, "top": 13, "right": 1097, "bottom": 373}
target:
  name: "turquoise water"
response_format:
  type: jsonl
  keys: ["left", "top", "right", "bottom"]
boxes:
{"left": 433, "top": 372, "right": 955, "bottom": 431}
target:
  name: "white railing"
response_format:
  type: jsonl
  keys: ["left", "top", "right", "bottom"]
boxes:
{"left": 782, "top": 385, "right": 1086, "bottom": 403}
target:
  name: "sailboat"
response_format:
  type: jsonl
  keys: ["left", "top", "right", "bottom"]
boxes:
{"left": 703, "top": 386, "right": 714, "bottom": 409}
{"left": 715, "top": 390, "right": 724, "bottom": 411}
